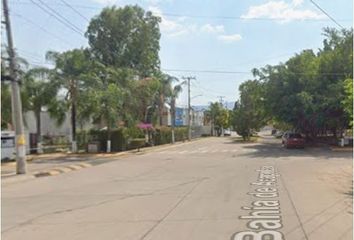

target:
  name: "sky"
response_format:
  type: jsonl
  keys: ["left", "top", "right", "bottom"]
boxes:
{"left": 4, "top": 0, "right": 353, "bottom": 108}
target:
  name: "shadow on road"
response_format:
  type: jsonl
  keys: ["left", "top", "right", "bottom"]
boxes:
{"left": 224, "top": 138, "right": 352, "bottom": 160}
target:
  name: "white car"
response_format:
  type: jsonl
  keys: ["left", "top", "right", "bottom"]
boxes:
{"left": 224, "top": 129, "right": 231, "bottom": 136}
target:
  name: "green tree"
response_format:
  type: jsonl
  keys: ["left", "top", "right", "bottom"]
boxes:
{"left": 89, "top": 82, "right": 123, "bottom": 152}
{"left": 251, "top": 28, "right": 352, "bottom": 139}
{"left": 1, "top": 83, "right": 12, "bottom": 129}
{"left": 231, "top": 80, "right": 266, "bottom": 140}
{"left": 129, "top": 77, "right": 160, "bottom": 124}
{"left": 86, "top": 5, "right": 161, "bottom": 77}
{"left": 342, "top": 78, "right": 353, "bottom": 127}
{"left": 170, "top": 83, "right": 183, "bottom": 143}
{"left": 206, "top": 102, "right": 230, "bottom": 136}
{"left": 156, "top": 73, "right": 178, "bottom": 126}
{"left": 232, "top": 102, "right": 251, "bottom": 140}
{"left": 22, "top": 68, "right": 60, "bottom": 152}
{"left": 46, "top": 49, "right": 93, "bottom": 152}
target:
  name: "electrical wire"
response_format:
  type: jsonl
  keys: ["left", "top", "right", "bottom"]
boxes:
{"left": 36, "top": 0, "right": 84, "bottom": 33}
{"left": 163, "top": 68, "right": 250, "bottom": 74}
{"left": 309, "top": 0, "right": 345, "bottom": 29}
{"left": 11, "top": 1, "right": 352, "bottom": 23}
{"left": 59, "top": 0, "right": 90, "bottom": 22}
{"left": 11, "top": 12, "right": 73, "bottom": 46}
{"left": 163, "top": 68, "right": 351, "bottom": 76}
{"left": 29, "top": 0, "right": 84, "bottom": 37}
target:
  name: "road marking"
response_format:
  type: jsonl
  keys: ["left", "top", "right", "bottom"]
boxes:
{"left": 231, "top": 166, "right": 284, "bottom": 240}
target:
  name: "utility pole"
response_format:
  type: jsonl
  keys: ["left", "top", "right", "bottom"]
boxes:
{"left": 217, "top": 96, "right": 226, "bottom": 136}
{"left": 217, "top": 96, "right": 225, "bottom": 106}
{"left": 3, "top": 0, "right": 27, "bottom": 174}
{"left": 182, "top": 76, "right": 195, "bottom": 141}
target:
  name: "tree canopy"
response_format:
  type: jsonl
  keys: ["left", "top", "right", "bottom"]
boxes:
{"left": 86, "top": 5, "right": 161, "bottom": 77}
{"left": 232, "top": 27, "right": 353, "bottom": 139}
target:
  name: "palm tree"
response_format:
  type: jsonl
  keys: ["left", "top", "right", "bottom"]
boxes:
{"left": 46, "top": 49, "right": 91, "bottom": 152}
{"left": 157, "top": 73, "right": 178, "bottom": 126}
{"left": 170, "top": 83, "right": 184, "bottom": 143}
{"left": 23, "top": 68, "right": 61, "bottom": 153}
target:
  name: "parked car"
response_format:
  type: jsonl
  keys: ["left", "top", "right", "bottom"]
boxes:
{"left": 282, "top": 132, "right": 305, "bottom": 148}
{"left": 224, "top": 129, "right": 231, "bottom": 136}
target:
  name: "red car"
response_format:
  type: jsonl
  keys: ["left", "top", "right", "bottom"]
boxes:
{"left": 282, "top": 132, "right": 305, "bottom": 148}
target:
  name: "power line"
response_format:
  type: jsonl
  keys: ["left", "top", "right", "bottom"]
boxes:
{"left": 161, "top": 12, "right": 351, "bottom": 23}
{"left": 11, "top": 1, "right": 100, "bottom": 10}
{"left": 309, "top": 0, "right": 345, "bottom": 29}
{"left": 59, "top": 0, "right": 90, "bottom": 22}
{"left": 192, "top": 80, "right": 233, "bottom": 97}
{"left": 36, "top": 0, "right": 84, "bottom": 34}
{"left": 163, "top": 68, "right": 351, "bottom": 76}
{"left": 11, "top": 12, "right": 74, "bottom": 46}
{"left": 11, "top": 1, "right": 352, "bottom": 23}
{"left": 163, "top": 68, "right": 250, "bottom": 74}
{"left": 29, "top": 0, "right": 84, "bottom": 37}
{"left": 16, "top": 50, "right": 43, "bottom": 62}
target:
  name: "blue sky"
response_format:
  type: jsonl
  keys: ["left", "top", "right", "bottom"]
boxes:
{"left": 5, "top": 0, "right": 353, "bottom": 107}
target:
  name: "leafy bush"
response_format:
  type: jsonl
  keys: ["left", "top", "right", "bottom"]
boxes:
{"left": 130, "top": 138, "right": 145, "bottom": 150}
{"left": 77, "top": 126, "right": 187, "bottom": 152}
{"left": 80, "top": 127, "right": 145, "bottom": 152}
{"left": 174, "top": 127, "right": 188, "bottom": 141}
{"left": 153, "top": 127, "right": 188, "bottom": 145}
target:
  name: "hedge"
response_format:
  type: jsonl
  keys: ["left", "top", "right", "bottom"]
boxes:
{"left": 153, "top": 127, "right": 188, "bottom": 145}
{"left": 77, "top": 126, "right": 188, "bottom": 152}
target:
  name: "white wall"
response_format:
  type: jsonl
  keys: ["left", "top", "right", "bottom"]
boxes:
{"left": 24, "top": 111, "right": 93, "bottom": 139}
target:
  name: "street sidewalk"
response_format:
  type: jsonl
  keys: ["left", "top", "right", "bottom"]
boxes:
{"left": 1, "top": 137, "right": 207, "bottom": 184}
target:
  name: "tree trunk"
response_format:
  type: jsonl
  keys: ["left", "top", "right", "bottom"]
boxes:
{"left": 171, "top": 98, "right": 176, "bottom": 144}
{"left": 71, "top": 83, "right": 77, "bottom": 152}
{"left": 35, "top": 110, "right": 43, "bottom": 154}
{"left": 159, "top": 93, "right": 164, "bottom": 126}
{"left": 107, "top": 123, "right": 111, "bottom": 153}
{"left": 332, "top": 127, "right": 337, "bottom": 140}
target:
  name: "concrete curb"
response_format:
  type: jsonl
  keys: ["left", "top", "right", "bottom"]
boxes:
{"left": 330, "top": 147, "right": 353, "bottom": 152}
{"left": 1, "top": 174, "right": 36, "bottom": 184}
{"left": 33, "top": 163, "right": 93, "bottom": 178}
{"left": 1, "top": 138, "right": 209, "bottom": 184}
{"left": 2, "top": 162, "right": 93, "bottom": 184}
{"left": 1, "top": 137, "right": 207, "bottom": 167}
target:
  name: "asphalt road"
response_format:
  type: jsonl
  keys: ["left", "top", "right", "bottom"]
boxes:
{"left": 2, "top": 137, "right": 352, "bottom": 240}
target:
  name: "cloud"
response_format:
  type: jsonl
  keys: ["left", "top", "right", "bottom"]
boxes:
{"left": 200, "top": 24, "right": 225, "bottom": 34}
{"left": 149, "top": 6, "right": 190, "bottom": 37}
{"left": 241, "top": 0, "right": 325, "bottom": 22}
{"left": 217, "top": 34, "right": 242, "bottom": 43}
{"left": 149, "top": 6, "right": 225, "bottom": 38}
